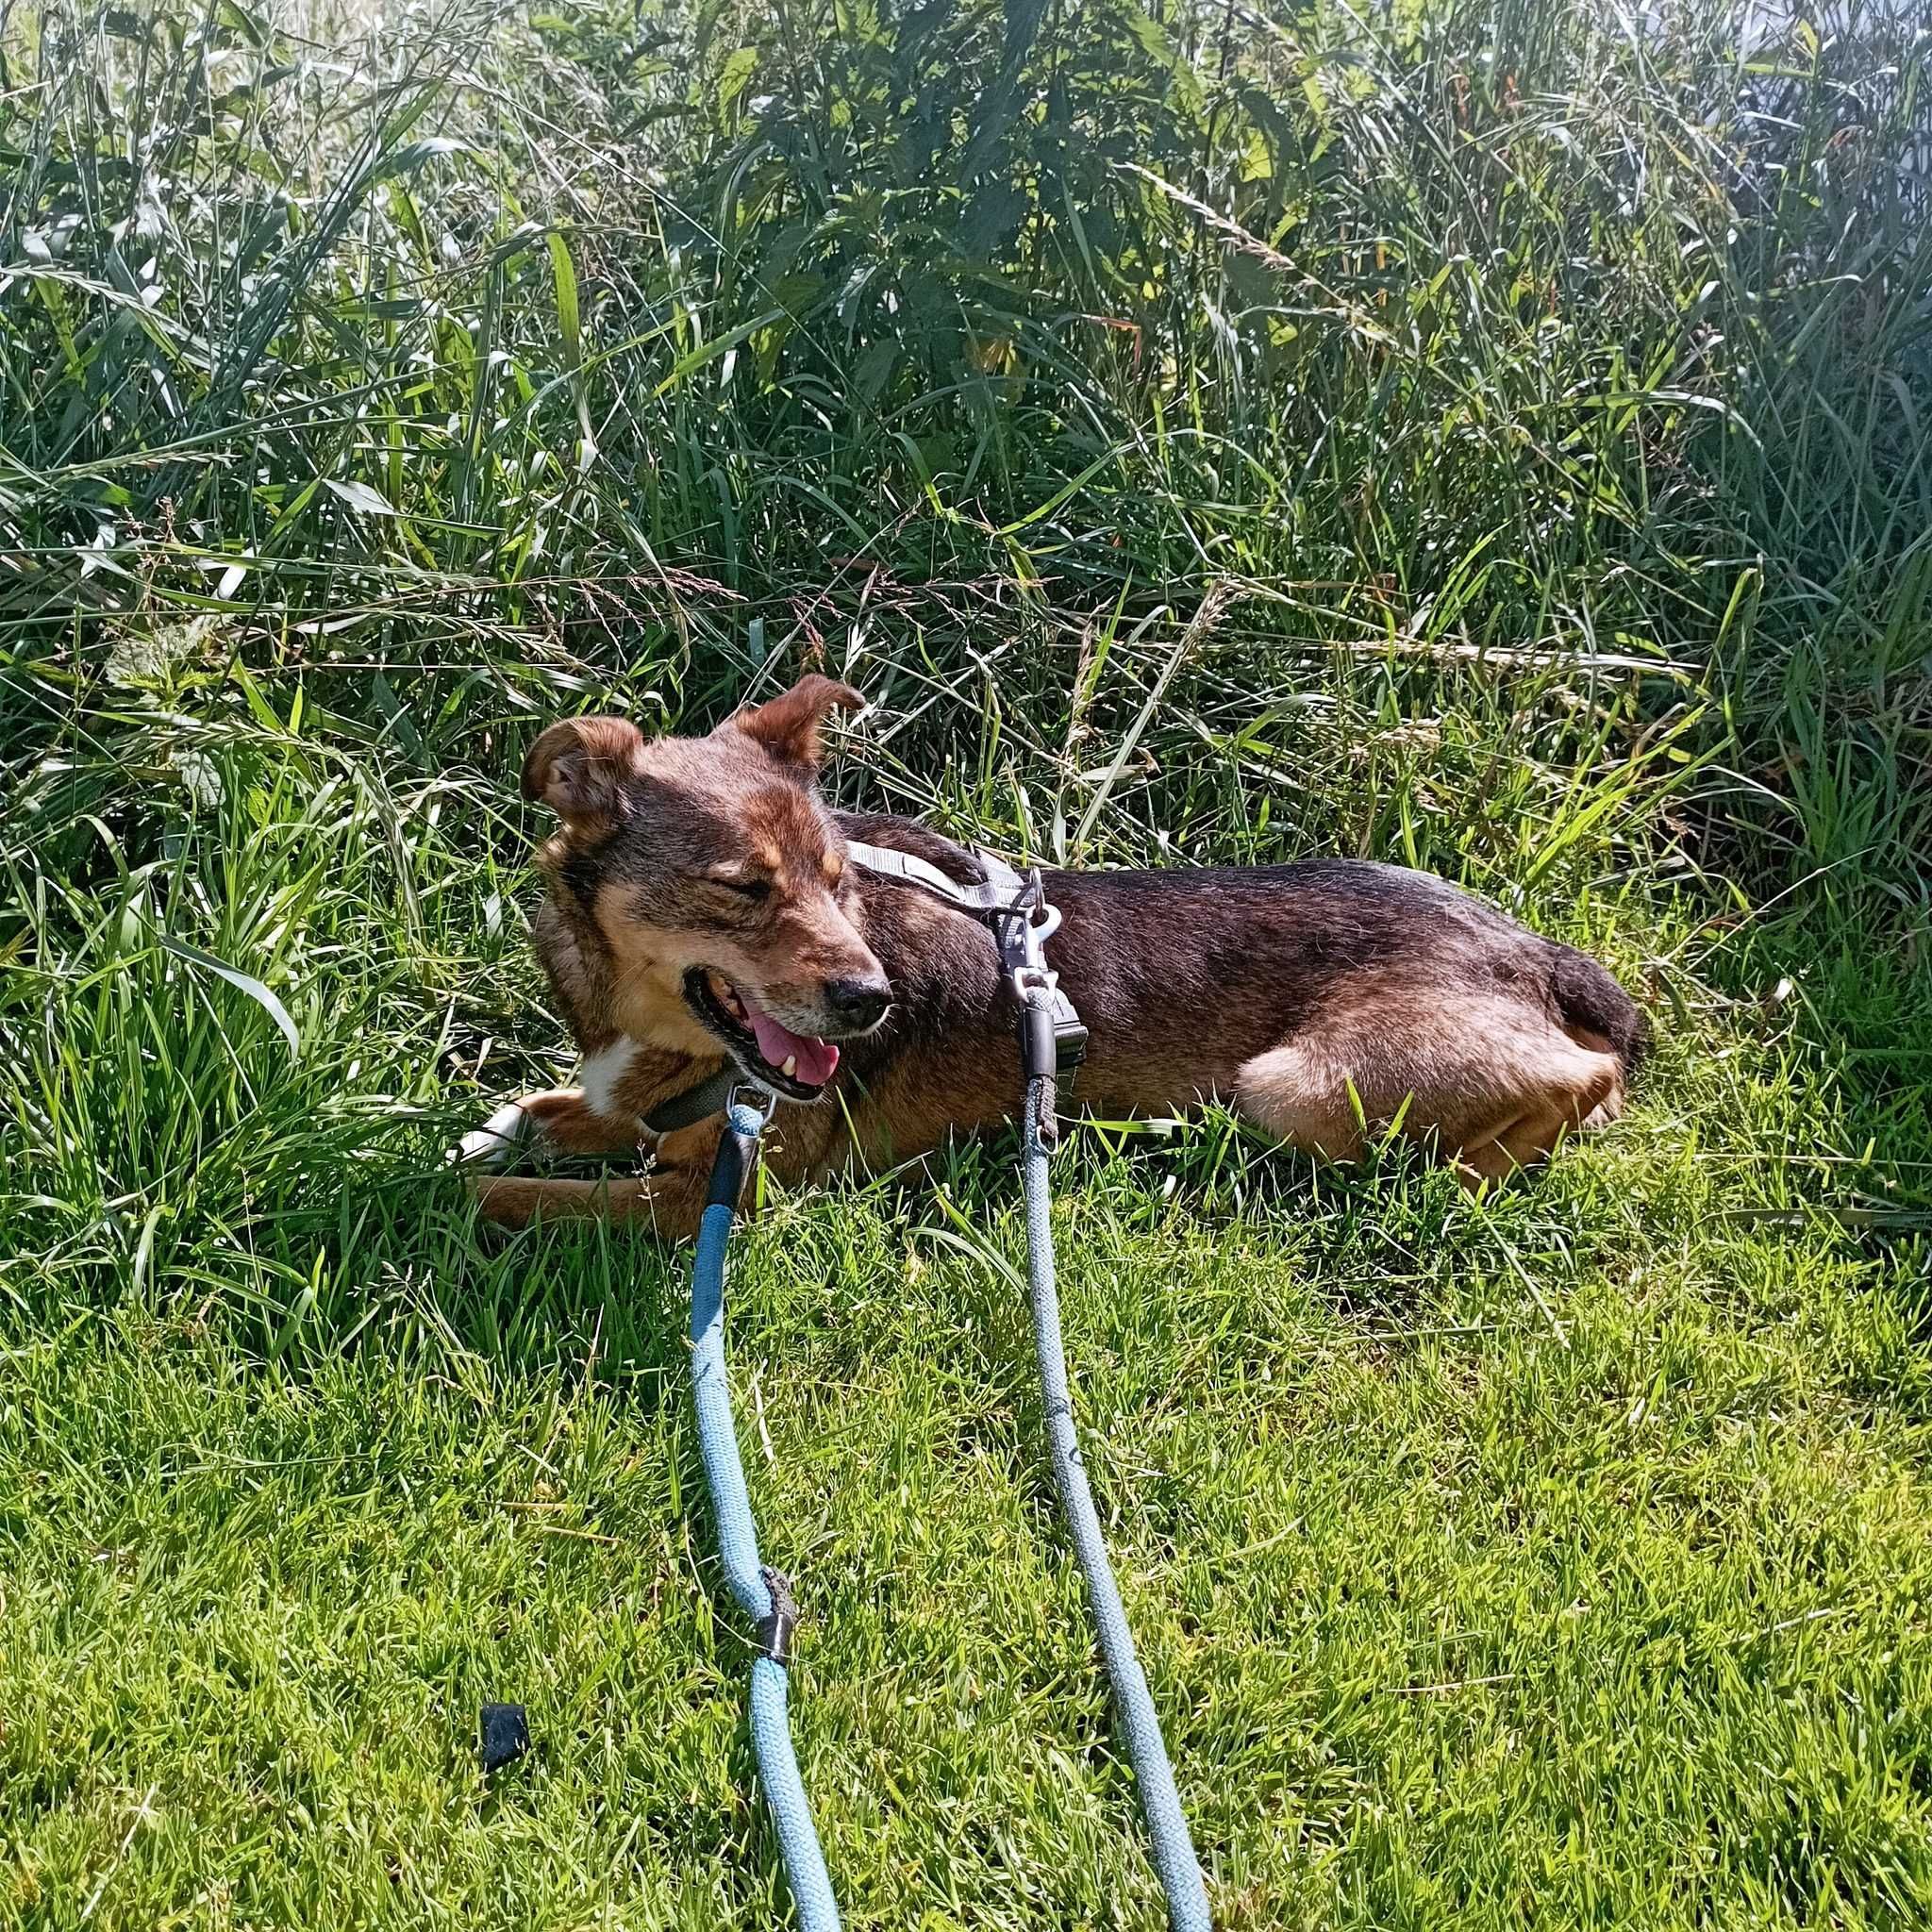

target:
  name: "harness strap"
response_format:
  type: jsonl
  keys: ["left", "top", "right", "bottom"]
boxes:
{"left": 839, "top": 837, "right": 1024, "bottom": 909}
{"left": 844, "top": 839, "right": 1088, "bottom": 1089}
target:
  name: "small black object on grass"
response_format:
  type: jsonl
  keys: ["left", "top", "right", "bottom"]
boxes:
{"left": 479, "top": 1702, "right": 530, "bottom": 1774}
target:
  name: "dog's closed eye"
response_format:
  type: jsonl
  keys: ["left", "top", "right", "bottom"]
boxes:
{"left": 707, "top": 872, "right": 772, "bottom": 901}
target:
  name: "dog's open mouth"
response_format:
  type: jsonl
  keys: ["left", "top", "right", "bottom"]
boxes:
{"left": 684, "top": 966, "right": 840, "bottom": 1100}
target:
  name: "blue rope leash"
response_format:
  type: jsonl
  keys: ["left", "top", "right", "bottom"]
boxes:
{"left": 689, "top": 1099, "right": 841, "bottom": 1931}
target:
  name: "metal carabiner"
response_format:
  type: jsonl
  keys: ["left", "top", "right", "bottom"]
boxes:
{"left": 726, "top": 1080, "right": 780, "bottom": 1127}
{"left": 1004, "top": 868, "right": 1064, "bottom": 1001}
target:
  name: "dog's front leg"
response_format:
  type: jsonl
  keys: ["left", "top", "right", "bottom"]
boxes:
{"left": 460, "top": 1088, "right": 716, "bottom": 1238}
{"left": 463, "top": 1103, "right": 839, "bottom": 1240}
{"left": 467, "top": 1117, "right": 723, "bottom": 1238}
{"left": 457, "top": 1086, "right": 643, "bottom": 1169}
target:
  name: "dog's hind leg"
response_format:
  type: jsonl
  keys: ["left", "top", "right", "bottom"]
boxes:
{"left": 1228, "top": 1036, "right": 1370, "bottom": 1161}
{"left": 1453, "top": 1048, "right": 1621, "bottom": 1183}
{"left": 1232, "top": 990, "right": 1625, "bottom": 1182}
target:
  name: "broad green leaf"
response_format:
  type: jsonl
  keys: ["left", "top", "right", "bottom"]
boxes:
{"left": 716, "top": 47, "right": 757, "bottom": 112}
{"left": 324, "top": 477, "right": 398, "bottom": 517}
{"left": 548, "top": 231, "right": 582, "bottom": 373}
{"left": 155, "top": 936, "right": 300, "bottom": 1058}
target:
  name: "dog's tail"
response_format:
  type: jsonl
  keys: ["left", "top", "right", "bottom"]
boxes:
{"left": 1547, "top": 942, "right": 1649, "bottom": 1077}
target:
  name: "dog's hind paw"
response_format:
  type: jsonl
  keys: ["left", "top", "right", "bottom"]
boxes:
{"left": 455, "top": 1099, "right": 534, "bottom": 1170}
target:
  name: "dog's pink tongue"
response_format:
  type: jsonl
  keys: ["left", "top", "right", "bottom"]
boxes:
{"left": 746, "top": 1006, "right": 840, "bottom": 1087}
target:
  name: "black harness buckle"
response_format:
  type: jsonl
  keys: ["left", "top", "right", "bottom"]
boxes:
{"left": 1021, "top": 996, "right": 1087, "bottom": 1088}
{"left": 1054, "top": 1010, "right": 1089, "bottom": 1087}
{"left": 757, "top": 1566, "right": 800, "bottom": 1668}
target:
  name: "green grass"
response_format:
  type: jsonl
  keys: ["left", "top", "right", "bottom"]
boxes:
{"left": 3, "top": 0, "right": 1931, "bottom": 1924}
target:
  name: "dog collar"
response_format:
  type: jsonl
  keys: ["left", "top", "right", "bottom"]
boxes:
{"left": 642, "top": 1066, "right": 753, "bottom": 1137}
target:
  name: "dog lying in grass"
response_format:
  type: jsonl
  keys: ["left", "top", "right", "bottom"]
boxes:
{"left": 468, "top": 675, "right": 1644, "bottom": 1236}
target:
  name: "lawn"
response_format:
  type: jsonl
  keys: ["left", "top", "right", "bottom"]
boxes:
{"left": 3, "top": 0, "right": 1930, "bottom": 1925}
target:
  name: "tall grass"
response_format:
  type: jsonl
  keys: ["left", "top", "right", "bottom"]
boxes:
{"left": 4, "top": 0, "right": 1927, "bottom": 871}
{"left": 3, "top": 0, "right": 1924, "bottom": 1274}
{"left": 0, "top": 0, "right": 1925, "bottom": 1306}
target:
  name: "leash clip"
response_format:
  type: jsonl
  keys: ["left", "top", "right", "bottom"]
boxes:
{"left": 996, "top": 868, "right": 1058, "bottom": 995}
{"left": 726, "top": 1080, "right": 779, "bottom": 1128}
{"left": 1003, "top": 871, "right": 1088, "bottom": 1090}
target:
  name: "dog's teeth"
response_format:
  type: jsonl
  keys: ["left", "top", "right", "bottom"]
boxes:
{"left": 781, "top": 1055, "right": 797, "bottom": 1077}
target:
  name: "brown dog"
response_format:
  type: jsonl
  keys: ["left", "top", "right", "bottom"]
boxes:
{"left": 469, "top": 675, "right": 1644, "bottom": 1236}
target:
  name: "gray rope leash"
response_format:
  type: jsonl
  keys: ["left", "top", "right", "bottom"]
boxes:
{"left": 845, "top": 840, "right": 1211, "bottom": 1924}
{"left": 1017, "top": 991, "right": 1212, "bottom": 1929}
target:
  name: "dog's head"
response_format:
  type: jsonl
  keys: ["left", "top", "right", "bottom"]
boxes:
{"left": 522, "top": 675, "right": 890, "bottom": 1098}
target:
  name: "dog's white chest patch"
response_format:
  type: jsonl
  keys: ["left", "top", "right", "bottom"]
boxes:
{"left": 579, "top": 1038, "right": 639, "bottom": 1120}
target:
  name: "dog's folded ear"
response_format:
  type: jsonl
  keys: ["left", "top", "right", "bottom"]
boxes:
{"left": 726, "top": 674, "right": 863, "bottom": 771}
{"left": 522, "top": 715, "right": 645, "bottom": 828}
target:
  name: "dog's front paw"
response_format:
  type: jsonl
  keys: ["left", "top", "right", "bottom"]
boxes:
{"left": 455, "top": 1098, "right": 536, "bottom": 1170}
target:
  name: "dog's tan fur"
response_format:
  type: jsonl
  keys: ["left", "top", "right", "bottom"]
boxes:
{"left": 473, "top": 677, "right": 1644, "bottom": 1235}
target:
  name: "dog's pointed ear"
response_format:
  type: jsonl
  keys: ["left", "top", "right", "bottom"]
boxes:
{"left": 522, "top": 715, "right": 645, "bottom": 829}
{"left": 727, "top": 674, "right": 863, "bottom": 771}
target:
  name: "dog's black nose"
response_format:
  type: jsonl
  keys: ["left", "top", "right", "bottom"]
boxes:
{"left": 824, "top": 975, "right": 891, "bottom": 1030}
